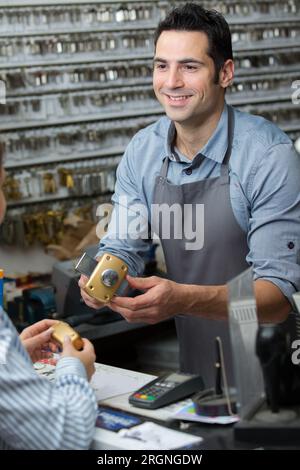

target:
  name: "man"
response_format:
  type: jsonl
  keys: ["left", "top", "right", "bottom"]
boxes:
{"left": 80, "top": 4, "right": 300, "bottom": 387}
{"left": 0, "top": 144, "right": 97, "bottom": 449}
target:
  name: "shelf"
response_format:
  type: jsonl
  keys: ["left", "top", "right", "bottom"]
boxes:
{"left": 0, "top": 0, "right": 291, "bottom": 5}
{"left": 228, "top": 15, "right": 300, "bottom": 26}
{"left": 234, "top": 38, "right": 300, "bottom": 54}
{"left": 235, "top": 64, "right": 300, "bottom": 78}
{"left": 0, "top": 0, "right": 155, "bottom": 6}
{"left": 0, "top": 22, "right": 155, "bottom": 39}
{"left": 0, "top": 52, "right": 153, "bottom": 70}
{"left": 228, "top": 89, "right": 294, "bottom": 106}
{"left": 1, "top": 14, "right": 300, "bottom": 39}
{"left": 0, "top": 107, "right": 163, "bottom": 132}
{"left": 280, "top": 121, "right": 300, "bottom": 133}
{"left": 1, "top": 37, "right": 299, "bottom": 71}
{"left": 5, "top": 77, "right": 153, "bottom": 99}
{"left": 7, "top": 190, "right": 113, "bottom": 208}
{"left": 4, "top": 146, "right": 124, "bottom": 169}
{"left": 4, "top": 82, "right": 152, "bottom": 101}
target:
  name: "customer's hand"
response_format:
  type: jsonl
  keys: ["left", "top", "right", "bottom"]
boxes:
{"left": 61, "top": 335, "right": 96, "bottom": 381}
{"left": 19, "top": 319, "right": 59, "bottom": 362}
{"left": 78, "top": 274, "right": 106, "bottom": 310}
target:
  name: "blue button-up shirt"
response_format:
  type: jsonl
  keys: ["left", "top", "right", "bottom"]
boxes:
{"left": 98, "top": 103, "right": 300, "bottom": 305}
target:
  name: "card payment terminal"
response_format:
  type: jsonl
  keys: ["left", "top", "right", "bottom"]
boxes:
{"left": 129, "top": 372, "right": 204, "bottom": 409}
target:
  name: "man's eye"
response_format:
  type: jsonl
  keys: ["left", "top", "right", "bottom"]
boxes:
{"left": 155, "top": 64, "right": 166, "bottom": 70}
{"left": 184, "top": 65, "right": 197, "bottom": 70}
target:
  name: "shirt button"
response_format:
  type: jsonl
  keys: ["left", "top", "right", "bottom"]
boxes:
{"left": 185, "top": 168, "right": 192, "bottom": 175}
{"left": 287, "top": 241, "right": 295, "bottom": 249}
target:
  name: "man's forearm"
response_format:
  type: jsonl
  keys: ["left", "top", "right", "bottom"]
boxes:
{"left": 183, "top": 279, "right": 291, "bottom": 323}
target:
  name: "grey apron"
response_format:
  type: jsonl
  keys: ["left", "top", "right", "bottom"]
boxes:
{"left": 152, "top": 106, "right": 249, "bottom": 388}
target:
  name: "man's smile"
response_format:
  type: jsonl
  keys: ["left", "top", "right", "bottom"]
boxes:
{"left": 163, "top": 93, "right": 193, "bottom": 105}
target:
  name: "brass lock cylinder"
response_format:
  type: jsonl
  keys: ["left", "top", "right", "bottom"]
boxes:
{"left": 84, "top": 253, "right": 128, "bottom": 303}
{"left": 52, "top": 321, "right": 83, "bottom": 351}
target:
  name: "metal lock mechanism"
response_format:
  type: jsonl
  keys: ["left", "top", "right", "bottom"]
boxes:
{"left": 75, "top": 252, "right": 128, "bottom": 302}
{"left": 52, "top": 321, "right": 83, "bottom": 351}
{"left": 101, "top": 269, "right": 119, "bottom": 287}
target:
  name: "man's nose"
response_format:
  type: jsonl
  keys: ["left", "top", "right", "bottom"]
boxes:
{"left": 165, "top": 68, "right": 184, "bottom": 88}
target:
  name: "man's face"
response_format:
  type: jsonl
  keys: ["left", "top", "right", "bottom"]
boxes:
{"left": 0, "top": 167, "right": 6, "bottom": 224}
{"left": 153, "top": 30, "right": 225, "bottom": 126}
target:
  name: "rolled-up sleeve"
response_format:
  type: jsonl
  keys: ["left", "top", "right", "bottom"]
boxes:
{"left": 96, "top": 138, "right": 151, "bottom": 276}
{"left": 246, "top": 142, "right": 300, "bottom": 306}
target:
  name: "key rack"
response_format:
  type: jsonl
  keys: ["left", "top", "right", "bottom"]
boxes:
{"left": 0, "top": 0, "right": 299, "bottom": 248}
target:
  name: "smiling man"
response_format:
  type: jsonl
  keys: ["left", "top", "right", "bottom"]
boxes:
{"left": 79, "top": 3, "right": 300, "bottom": 387}
{"left": 153, "top": 29, "right": 229, "bottom": 148}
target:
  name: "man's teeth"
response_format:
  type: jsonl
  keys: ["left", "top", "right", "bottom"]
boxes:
{"left": 168, "top": 95, "right": 190, "bottom": 101}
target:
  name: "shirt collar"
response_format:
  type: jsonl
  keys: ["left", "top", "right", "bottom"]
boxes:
{"left": 163, "top": 102, "right": 229, "bottom": 164}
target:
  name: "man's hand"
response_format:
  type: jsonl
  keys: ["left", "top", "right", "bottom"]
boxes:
{"left": 19, "top": 319, "right": 59, "bottom": 363}
{"left": 78, "top": 274, "right": 106, "bottom": 310}
{"left": 108, "top": 275, "right": 187, "bottom": 324}
{"left": 61, "top": 336, "right": 96, "bottom": 381}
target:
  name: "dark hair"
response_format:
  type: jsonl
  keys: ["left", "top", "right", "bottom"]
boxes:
{"left": 154, "top": 3, "right": 233, "bottom": 83}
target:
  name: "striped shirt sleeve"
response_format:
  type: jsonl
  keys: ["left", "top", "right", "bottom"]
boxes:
{"left": 0, "top": 308, "right": 98, "bottom": 450}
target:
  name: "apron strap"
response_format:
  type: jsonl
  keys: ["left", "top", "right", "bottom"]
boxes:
{"left": 160, "top": 155, "right": 170, "bottom": 178}
{"left": 220, "top": 105, "right": 234, "bottom": 177}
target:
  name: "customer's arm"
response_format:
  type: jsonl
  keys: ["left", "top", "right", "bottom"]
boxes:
{"left": 0, "top": 312, "right": 97, "bottom": 450}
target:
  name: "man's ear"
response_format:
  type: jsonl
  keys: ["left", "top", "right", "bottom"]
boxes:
{"left": 219, "top": 59, "right": 234, "bottom": 89}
